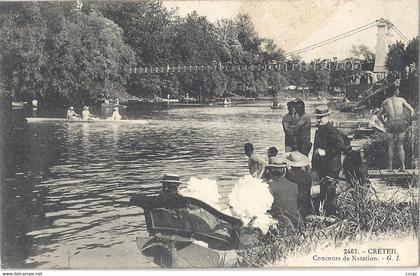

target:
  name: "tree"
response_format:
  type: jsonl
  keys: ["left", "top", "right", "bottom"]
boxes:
{"left": 350, "top": 44, "right": 375, "bottom": 61}
{"left": 386, "top": 40, "right": 406, "bottom": 72}
{"left": 0, "top": 2, "right": 135, "bottom": 106}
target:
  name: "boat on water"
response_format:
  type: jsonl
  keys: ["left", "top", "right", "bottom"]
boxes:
{"left": 270, "top": 105, "right": 282, "bottom": 110}
{"left": 129, "top": 193, "right": 259, "bottom": 268}
{"left": 26, "top": 117, "right": 149, "bottom": 124}
{"left": 101, "top": 103, "right": 127, "bottom": 108}
{"left": 12, "top": 101, "right": 28, "bottom": 108}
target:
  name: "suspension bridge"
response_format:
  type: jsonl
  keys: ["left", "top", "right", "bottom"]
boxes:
{"left": 129, "top": 18, "right": 409, "bottom": 75}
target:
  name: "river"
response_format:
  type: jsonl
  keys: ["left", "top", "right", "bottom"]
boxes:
{"left": 3, "top": 101, "right": 362, "bottom": 268}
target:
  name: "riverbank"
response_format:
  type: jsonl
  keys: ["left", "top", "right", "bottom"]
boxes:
{"left": 236, "top": 178, "right": 418, "bottom": 267}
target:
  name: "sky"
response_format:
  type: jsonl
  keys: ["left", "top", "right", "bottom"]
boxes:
{"left": 163, "top": 0, "right": 419, "bottom": 61}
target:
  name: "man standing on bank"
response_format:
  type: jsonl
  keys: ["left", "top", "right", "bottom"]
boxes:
{"left": 293, "top": 99, "right": 312, "bottom": 156}
{"left": 376, "top": 85, "right": 415, "bottom": 172}
{"left": 282, "top": 101, "right": 299, "bottom": 152}
{"left": 311, "top": 106, "right": 345, "bottom": 216}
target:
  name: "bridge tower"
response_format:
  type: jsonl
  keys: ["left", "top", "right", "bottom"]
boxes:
{"left": 374, "top": 18, "right": 392, "bottom": 74}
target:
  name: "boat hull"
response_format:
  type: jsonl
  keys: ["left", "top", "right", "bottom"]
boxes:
{"left": 26, "top": 118, "right": 149, "bottom": 124}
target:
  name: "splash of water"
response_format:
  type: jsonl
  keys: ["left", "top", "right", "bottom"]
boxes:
{"left": 179, "top": 177, "right": 221, "bottom": 207}
{"left": 228, "top": 175, "right": 276, "bottom": 234}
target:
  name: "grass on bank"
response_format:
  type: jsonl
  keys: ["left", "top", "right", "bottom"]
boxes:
{"left": 234, "top": 177, "right": 418, "bottom": 267}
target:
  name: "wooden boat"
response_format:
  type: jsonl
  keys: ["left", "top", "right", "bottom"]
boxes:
{"left": 270, "top": 105, "right": 282, "bottom": 110}
{"left": 26, "top": 117, "right": 149, "bottom": 124}
{"left": 12, "top": 101, "right": 28, "bottom": 108}
{"left": 101, "top": 103, "right": 127, "bottom": 108}
{"left": 129, "top": 193, "right": 261, "bottom": 268}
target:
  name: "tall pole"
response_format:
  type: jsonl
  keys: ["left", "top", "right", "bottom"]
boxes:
{"left": 374, "top": 18, "right": 391, "bottom": 76}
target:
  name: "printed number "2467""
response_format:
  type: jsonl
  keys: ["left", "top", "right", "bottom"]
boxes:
{"left": 343, "top": 249, "right": 358, "bottom": 254}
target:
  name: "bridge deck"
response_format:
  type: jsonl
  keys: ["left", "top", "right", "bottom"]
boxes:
{"left": 368, "top": 169, "right": 418, "bottom": 178}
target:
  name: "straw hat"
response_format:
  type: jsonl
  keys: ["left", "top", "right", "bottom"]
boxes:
{"left": 83, "top": 106, "right": 89, "bottom": 110}
{"left": 161, "top": 174, "right": 182, "bottom": 187}
{"left": 69, "top": 106, "right": 74, "bottom": 110}
{"left": 113, "top": 107, "right": 119, "bottom": 111}
{"left": 283, "top": 151, "right": 310, "bottom": 167}
{"left": 314, "top": 105, "right": 331, "bottom": 117}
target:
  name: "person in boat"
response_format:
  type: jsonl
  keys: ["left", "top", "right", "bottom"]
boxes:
{"left": 376, "top": 85, "right": 415, "bottom": 172}
{"left": 293, "top": 99, "right": 312, "bottom": 156}
{"left": 159, "top": 174, "right": 182, "bottom": 196}
{"left": 282, "top": 101, "right": 299, "bottom": 152}
{"left": 311, "top": 106, "right": 346, "bottom": 216}
{"left": 272, "top": 99, "right": 278, "bottom": 108}
{"left": 66, "top": 106, "right": 80, "bottom": 120}
{"left": 108, "top": 107, "right": 122, "bottom": 121}
{"left": 82, "top": 106, "right": 97, "bottom": 120}
{"left": 264, "top": 157, "right": 302, "bottom": 225}
{"left": 244, "top": 143, "right": 266, "bottom": 179}
{"left": 283, "top": 151, "right": 312, "bottom": 219}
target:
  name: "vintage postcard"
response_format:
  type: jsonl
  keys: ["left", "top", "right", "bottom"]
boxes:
{"left": 0, "top": 0, "right": 418, "bottom": 272}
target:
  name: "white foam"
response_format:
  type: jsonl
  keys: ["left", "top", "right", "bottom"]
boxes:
{"left": 179, "top": 177, "right": 221, "bottom": 207}
{"left": 228, "top": 175, "right": 276, "bottom": 234}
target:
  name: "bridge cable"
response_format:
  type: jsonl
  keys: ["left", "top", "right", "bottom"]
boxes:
{"left": 284, "top": 20, "right": 379, "bottom": 56}
{"left": 389, "top": 24, "right": 409, "bottom": 42}
{"left": 285, "top": 22, "right": 379, "bottom": 57}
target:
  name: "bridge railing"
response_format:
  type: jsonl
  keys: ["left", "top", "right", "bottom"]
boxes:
{"left": 129, "top": 59, "right": 371, "bottom": 74}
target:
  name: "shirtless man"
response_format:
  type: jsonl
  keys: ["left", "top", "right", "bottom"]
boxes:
{"left": 66, "top": 106, "right": 80, "bottom": 120}
{"left": 244, "top": 143, "right": 267, "bottom": 179}
{"left": 377, "top": 85, "right": 415, "bottom": 171}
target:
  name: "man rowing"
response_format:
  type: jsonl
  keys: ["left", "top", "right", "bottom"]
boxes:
{"left": 376, "top": 85, "right": 415, "bottom": 172}
{"left": 66, "top": 106, "right": 80, "bottom": 120}
{"left": 82, "top": 106, "right": 98, "bottom": 120}
{"left": 108, "top": 107, "right": 122, "bottom": 120}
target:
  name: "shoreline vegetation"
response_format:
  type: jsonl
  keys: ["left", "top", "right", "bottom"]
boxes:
{"left": 234, "top": 177, "right": 418, "bottom": 267}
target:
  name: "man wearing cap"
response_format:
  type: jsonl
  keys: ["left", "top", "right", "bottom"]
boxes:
{"left": 108, "top": 107, "right": 122, "bottom": 121}
{"left": 284, "top": 151, "right": 312, "bottom": 218}
{"left": 66, "top": 106, "right": 80, "bottom": 120}
{"left": 160, "top": 174, "right": 182, "bottom": 195}
{"left": 282, "top": 101, "right": 299, "bottom": 152}
{"left": 265, "top": 157, "right": 302, "bottom": 224}
{"left": 244, "top": 143, "right": 267, "bottom": 179}
{"left": 312, "top": 106, "right": 345, "bottom": 216}
{"left": 293, "top": 99, "right": 312, "bottom": 156}
{"left": 82, "top": 106, "right": 97, "bottom": 120}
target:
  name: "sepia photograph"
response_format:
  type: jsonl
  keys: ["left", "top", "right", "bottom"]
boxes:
{"left": 0, "top": 0, "right": 418, "bottom": 271}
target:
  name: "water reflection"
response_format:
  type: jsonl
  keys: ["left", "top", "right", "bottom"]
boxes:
{"left": 4, "top": 103, "right": 364, "bottom": 268}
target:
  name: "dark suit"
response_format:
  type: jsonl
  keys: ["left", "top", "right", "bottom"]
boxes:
{"left": 286, "top": 168, "right": 312, "bottom": 218}
{"left": 311, "top": 122, "right": 345, "bottom": 216}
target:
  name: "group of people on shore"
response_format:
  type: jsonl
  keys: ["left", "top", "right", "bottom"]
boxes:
{"left": 245, "top": 83, "right": 415, "bottom": 224}
{"left": 66, "top": 106, "right": 122, "bottom": 121}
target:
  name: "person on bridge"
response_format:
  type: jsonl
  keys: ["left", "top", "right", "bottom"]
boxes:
{"left": 66, "top": 106, "right": 80, "bottom": 120}
{"left": 311, "top": 106, "right": 346, "bottom": 216}
{"left": 293, "top": 99, "right": 312, "bottom": 156}
{"left": 82, "top": 106, "right": 98, "bottom": 120}
{"left": 108, "top": 107, "right": 122, "bottom": 120}
{"left": 282, "top": 101, "right": 299, "bottom": 152}
{"left": 244, "top": 143, "right": 266, "bottom": 179}
{"left": 376, "top": 85, "right": 415, "bottom": 172}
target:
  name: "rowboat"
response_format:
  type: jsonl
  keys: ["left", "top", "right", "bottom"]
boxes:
{"left": 26, "top": 118, "right": 150, "bottom": 124}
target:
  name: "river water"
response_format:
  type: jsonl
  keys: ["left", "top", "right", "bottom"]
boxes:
{"left": 3, "top": 102, "right": 362, "bottom": 268}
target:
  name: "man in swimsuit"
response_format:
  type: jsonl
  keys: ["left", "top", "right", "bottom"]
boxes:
{"left": 377, "top": 85, "right": 415, "bottom": 172}
{"left": 244, "top": 143, "right": 267, "bottom": 179}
